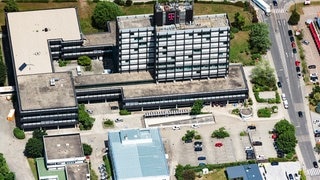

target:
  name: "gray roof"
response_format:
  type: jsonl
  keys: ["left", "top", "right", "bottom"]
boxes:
{"left": 17, "top": 72, "right": 76, "bottom": 111}
{"left": 108, "top": 128, "right": 169, "bottom": 179}
{"left": 43, "top": 133, "right": 84, "bottom": 160}
{"left": 66, "top": 163, "right": 89, "bottom": 180}
{"left": 117, "top": 14, "right": 153, "bottom": 30}
{"left": 7, "top": 8, "right": 81, "bottom": 76}
{"left": 226, "top": 164, "right": 263, "bottom": 180}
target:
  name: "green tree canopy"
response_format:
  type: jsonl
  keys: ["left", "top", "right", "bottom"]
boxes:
{"left": 288, "top": 9, "right": 300, "bottom": 25}
{"left": 249, "top": 23, "right": 271, "bottom": 54}
{"left": 250, "top": 60, "right": 276, "bottom": 90}
{"left": 4, "top": 0, "right": 19, "bottom": 13}
{"left": 315, "top": 143, "right": 320, "bottom": 154}
{"left": 92, "top": 2, "right": 124, "bottom": 30}
{"left": 32, "top": 129, "right": 47, "bottom": 141}
{"left": 78, "top": 104, "right": 95, "bottom": 130}
{"left": 82, "top": 143, "right": 93, "bottom": 156}
{"left": 276, "top": 131, "right": 297, "bottom": 154}
{"left": 274, "top": 119, "right": 295, "bottom": 135}
{"left": 211, "top": 127, "right": 230, "bottom": 139}
{"left": 0, "top": 60, "right": 6, "bottom": 86}
{"left": 0, "top": 153, "right": 15, "bottom": 180}
{"left": 24, "top": 138, "right": 44, "bottom": 158}
{"left": 182, "top": 169, "right": 195, "bottom": 180}
{"left": 232, "top": 12, "right": 245, "bottom": 30}
{"left": 190, "top": 100, "right": 204, "bottom": 115}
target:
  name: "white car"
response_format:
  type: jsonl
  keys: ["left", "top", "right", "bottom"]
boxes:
{"left": 191, "top": 124, "right": 200, "bottom": 128}
{"left": 281, "top": 93, "right": 286, "bottom": 101}
{"left": 86, "top": 109, "right": 93, "bottom": 114}
{"left": 172, "top": 126, "right": 181, "bottom": 130}
{"left": 245, "top": 146, "right": 253, "bottom": 151}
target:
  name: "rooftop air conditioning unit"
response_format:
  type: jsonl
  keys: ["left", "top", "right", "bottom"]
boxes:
{"left": 50, "top": 78, "right": 56, "bottom": 86}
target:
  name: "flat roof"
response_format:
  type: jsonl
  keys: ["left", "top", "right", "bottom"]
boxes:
{"left": 157, "top": 14, "right": 229, "bottom": 32}
{"left": 43, "top": 133, "right": 83, "bottom": 160}
{"left": 226, "top": 164, "right": 263, "bottom": 180}
{"left": 123, "top": 65, "right": 247, "bottom": 98}
{"left": 7, "top": 8, "right": 81, "bottom": 76}
{"left": 74, "top": 71, "right": 154, "bottom": 87}
{"left": 17, "top": 72, "right": 76, "bottom": 111}
{"left": 36, "top": 158, "right": 66, "bottom": 180}
{"left": 108, "top": 128, "right": 169, "bottom": 179}
{"left": 117, "top": 14, "right": 153, "bottom": 30}
{"left": 66, "top": 163, "right": 89, "bottom": 180}
{"left": 84, "top": 21, "right": 116, "bottom": 46}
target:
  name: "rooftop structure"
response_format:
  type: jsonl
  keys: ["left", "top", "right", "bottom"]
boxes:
{"left": 36, "top": 158, "right": 66, "bottom": 180}
{"left": 17, "top": 72, "right": 76, "bottom": 111}
{"left": 6, "top": 8, "right": 81, "bottom": 76}
{"left": 74, "top": 72, "right": 153, "bottom": 87}
{"left": 226, "top": 164, "right": 263, "bottom": 180}
{"left": 66, "top": 163, "right": 90, "bottom": 180}
{"left": 108, "top": 128, "right": 169, "bottom": 180}
{"left": 117, "top": 14, "right": 153, "bottom": 30}
{"left": 43, "top": 133, "right": 83, "bottom": 160}
{"left": 123, "top": 65, "right": 245, "bottom": 98}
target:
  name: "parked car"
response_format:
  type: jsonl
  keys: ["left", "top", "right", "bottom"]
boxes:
{"left": 252, "top": 141, "right": 262, "bottom": 146}
{"left": 247, "top": 125, "right": 256, "bottom": 130}
{"left": 308, "top": 65, "right": 316, "bottom": 69}
{"left": 115, "top": 118, "right": 123, "bottom": 123}
{"left": 198, "top": 156, "right": 206, "bottom": 160}
{"left": 273, "top": 0, "right": 278, "bottom": 6}
{"left": 191, "top": 124, "right": 200, "bottom": 128}
{"left": 288, "top": 30, "right": 293, "bottom": 36}
{"left": 298, "top": 111, "right": 303, "bottom": 117}
{"left": 288, "top": 174, "right": 294, "bottom": 180}
{"left": 293, "top": 48, "right": 297, "bottom": 54}
{"left": 86, "top": 109, "right": 93, "bottom": 114}
{"left": 277, "top": 81, "right": 282, "bottom": 88}
{"left": 271, "top": 161, "right": 279, "bottom": 166}
{"left": 290, "top": 36, "right": 295, "bottom": 42}
{"left": 194, "top": 147, "right": 202, "bottom": 151}
{"left": 313, "top": 161, "right": 318, "bottom": 168}
{"left": 291, "top": 42, "right": 296, "bottom": 48}
{"left": 245, "top": 146, "right": 253, "bottom": 151}
{"left": 296, "top": 66, "right": 300, "bottom": 72}
{"left": 185, "top": 139, "right": 193, "bottom": 143}
{"left": 302, "top": 40, "right": 310, "bottom": 45}
{"left": 111, "top": 106, "right": 119, "bottom": 110}
{"left": 194, "top": 141, "right": 203, "bottom": 147}
{"left": 172, "top": 125, "right": 181, "bottom": 130}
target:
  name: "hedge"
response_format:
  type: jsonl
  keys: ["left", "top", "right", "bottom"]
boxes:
{"left": 13, "top": 128, "right": 25, "bottom": 139}
{"left": 257, "top": 108, "right": 272, "bottom": 117}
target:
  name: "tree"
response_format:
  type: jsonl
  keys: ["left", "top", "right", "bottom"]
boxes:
{"left": 190, "top": 100, "right": 204, "bottom": 115}
{"left": 4, "top": 0, "right": 19, "bottom": 13}
{"left": 211, "top": 127, "right": 230, "bottom": 138}
{"left": 82, "top": 143, "right": 93, "bottom": 156}
{"left": 182, "top": 130, "right": 196, "bottom": 141}
{"left": 249, "top": 23, "right": 271, "bottom": 54}
{"left": 182, "top": 169, "right": 195, "bottom": 180}
{"left": 316, "top": 103, "right": 320, "bottom": 113}
{"left": 0, "top": 60, "right": 6, "bottom": 86}
{"left": 125, "top": 0, "right": 133, "bottom": 6}
{"left": 0, "top": 153, "right": 15, "bottom": 180}
{"left": 78, "top": 104, "right": 95, "bottom": 130}
{"left": 24, "top": 138, "right": 44, "bottom": 158}
{"left": 250, "top": 60, "right": 276, "bottom": 90}
{"left": 232, "top": 12, "right": 245, "bottom": 30}
{"left": 274, "top": 119, "right": 295, "bottom": 135}
{"left": 288, "top": 9, "right": 300, "bottom": 25}
{"left": 77, "top": 56, "right": 92, "bottom": 71}
{"left": 315, "top": 143, "right": 320, "bottom": 154}
{"left": 92, "top": 2, "right": 124, "bottom": 30}
{"left": 275, "top": 131, "right": 297, "bottom": 154}
{"left": 32, "top": 129, "right": 47, "bottom": 141}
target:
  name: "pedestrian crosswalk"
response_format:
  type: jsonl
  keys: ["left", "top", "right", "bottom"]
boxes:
{"left": 273, "top": 9, "right": 286, "bottom": 14}
{"left": 307, "top": 168, "right": 320, "bottom": 176}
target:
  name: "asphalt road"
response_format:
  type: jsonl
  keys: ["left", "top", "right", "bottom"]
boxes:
{"left": 258, "top": 0, "right": 319, "bottom": 178}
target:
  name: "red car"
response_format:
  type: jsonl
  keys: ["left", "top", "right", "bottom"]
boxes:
{"left": 295, "top": 60, "right": 300, "bottom": 66}
{"left": 292, "top": 42, "right": 296, "bottom": 48}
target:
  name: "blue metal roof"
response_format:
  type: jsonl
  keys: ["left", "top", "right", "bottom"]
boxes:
{"left": 108, "top": 128, "right": 169, "bottom": 179}
{"left": 226, "top": 164, "right": 263, "bottom": 180}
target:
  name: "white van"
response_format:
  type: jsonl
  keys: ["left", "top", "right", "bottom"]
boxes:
{"left": 76, "top": 66, "right": 82, "bottom": 76}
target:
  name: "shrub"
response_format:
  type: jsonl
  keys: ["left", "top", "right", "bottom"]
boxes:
{"left": 272, "top": 106, "right": 278, "bottom": 113}
{"left": 125, "top": 0, "right": 133, "bottom": 6}
{"left": 211, "top": 127, "right": 230, "bottom": 138}
{"left": 231, "top": 27, "right": 239, "bottom": 33}
{"left": 119, "top": 109, "right": 131, "bottom": 115}
{"left": 13, "top": 128, "right": 25, "bottom": 139}
{"left": 257, "top": 108, "right": 272, "bottom": 117}
{"left": 182, "top": 130, "right": 196, "bottom": 141}
{"left": 194, "top": 134, "right": 201, "bottom": 140}
{"left": 248, "top": 98, "right": 253, "bottom": 105}
{"left": 82, "top": 143, "right": 93, "bottom": 156}
{"left": 103, "top": 119, "right": 114, "bottom": 128}
{"left": 240, "top": 131, "right": 248, "bottom": 136}
{"left": 288, "top": 9, "right": 300, "bottom": 25}
{"left": 58, "top": 59, "right": 70, "bottom": 67}
{"left": 254, "top": 92, "right": 266, "bottom": 103}
{"left": 231, "top": 108, "right": 240, "bottom": 115}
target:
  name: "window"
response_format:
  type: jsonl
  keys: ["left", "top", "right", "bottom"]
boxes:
{"left": 134, "top": 37, "right": 143, "bottom": 41}
{"left": 171, "top": 57, "right": 175, "bottom": 60}
{"left": 193, "top": 49, "right": 201, "bottom": 52}
{"left": 219, "top": 31, "right": 224, "bottom": 34}
{"left": 130, "top": 32, "right": 134, "bottom": 35}
{"left": 163, "top": 46, "right": 167, "bottom": 49}
{"left": 134, "top": 48, "right": 138, "bottom": 51}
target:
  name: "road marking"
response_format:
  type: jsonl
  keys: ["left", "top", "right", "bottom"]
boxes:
{"left": 307, "top": 168, "right": 320, "bottom": 176}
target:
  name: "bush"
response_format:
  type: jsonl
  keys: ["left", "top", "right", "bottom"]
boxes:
{"left": 211, "top": 127, "right": 230, "bottom": 139}
{"left": 248, "top": 98, "right": 253, "bottom": 105}
{"left": 82, "top": 143, "right": 93, "bottom": 156}
{"left": 194, "top": 134, "right": 201, "bottom": 140}
{"left": 254, "top": 92, "right": 266, "bottom": 103}
{"left": 257, "top": 108, "right": 272, "bottom": 117}
{"left": 240, "top": 131, "right": 248, "bottom": 136}
{"left": 119, "top": 109, "right": 131, "bottom": 115}
{"left": 13, "top": 128, "right": 25, "bottom": 139}
{"left": 288, "top": 9, "right": 300, "bottom": 25}
{"left": 231, "top": 27, "right": 239, "bottom": 33}
{"left": 125, "top": 0, "right": 133, "bottom": 6}
{"left": 103, "top": 119, "right": 114, "bottom": 128}
{"left": 77, "top": 56, "right": 92, "bottom": 71}
{"left": 58, "top": 59, "right": 70, "bottom": 67}
{"left": 231, "top": 108, "right": 240, "bottom": 115}
{"left": 182, "top": 130, "right": 196, "bottom": 141}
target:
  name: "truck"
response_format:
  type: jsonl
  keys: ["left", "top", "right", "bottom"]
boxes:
{"left": 252, "top": 0, "right": 271, "bottom": 16}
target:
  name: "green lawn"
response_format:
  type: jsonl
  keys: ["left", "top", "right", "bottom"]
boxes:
{"left": 197, "top": 168, "right": 227, "bottom": 180}
{"left": 27, "top": 158, "right": 38, "bottom": 180}
{"left": 230, "top": 31, "right": 252, "bottom": 65}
